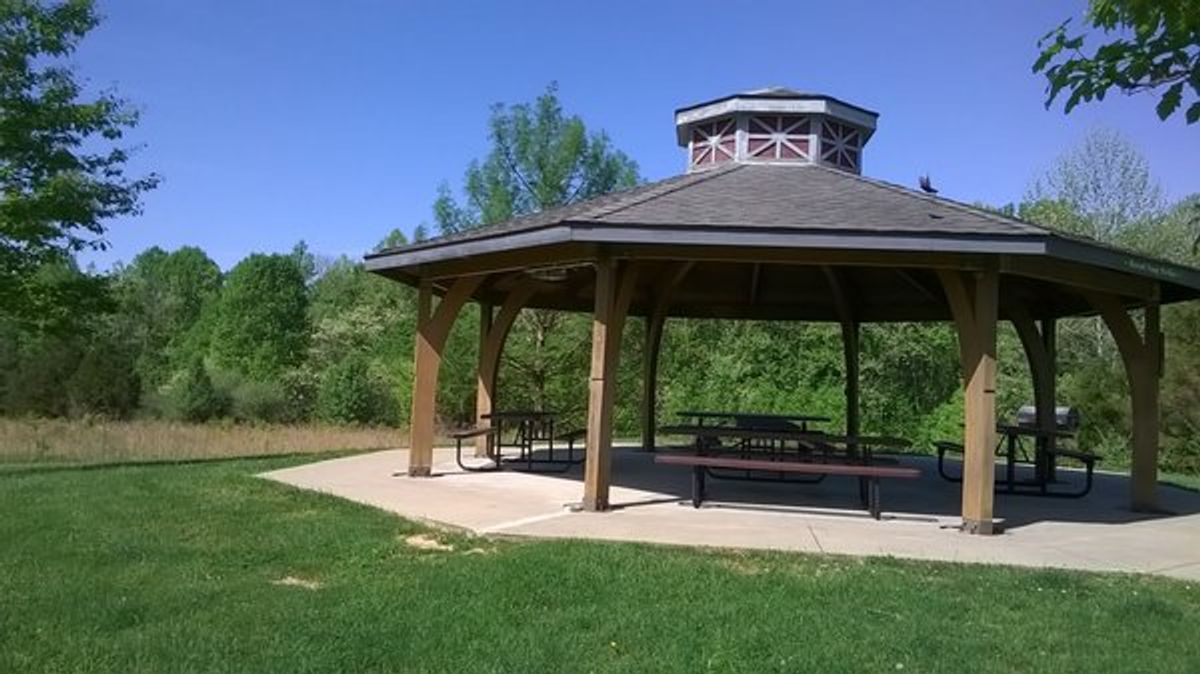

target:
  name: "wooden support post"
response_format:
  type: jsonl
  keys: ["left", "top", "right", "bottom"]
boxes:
{"left": 474, "top": 280, "right": 537, "bottom": 456}
{"left": 1085, "top": 293, "right": 1163, "bottom": 511}
{"left": 842, "top": 321, "right": 861, "bottom": 440}
{"left": 642, "top": 312, "right": 666, "bottom": 452}
{"left": 583, "top": 260, "right": 638, "bottom": 511}
{"left": 640, "top": 262, "right": 692, "bottom": 453}
{"left": 940, "top": 269, "right": 999, "bottom": 534}
{"left": 824, "top": 267, "right": 859, "bottom": 445}
{"left": 408, "top": 275, "right": 484, "bottom": 477}
{"left": 475, "top": 302, "right": 493, "bottom": 455}
{"left": 1042, "top": 319, "right": 1058, "bottom": 463}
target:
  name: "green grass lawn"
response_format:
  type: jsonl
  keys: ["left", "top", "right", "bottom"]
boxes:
{"left": 1, "top": 457, "right": 1198, "bottom": 673}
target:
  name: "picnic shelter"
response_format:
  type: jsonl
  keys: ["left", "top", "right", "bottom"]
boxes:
{"left": 365, "top": 88, "right": 1200, "bottom": 534}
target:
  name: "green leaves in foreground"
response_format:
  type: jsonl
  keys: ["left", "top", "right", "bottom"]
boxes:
{"left": 1034, "top": 1, "right": 1200, "bottom": 124}
{"left": 0, "top": 0, "right": 159, "bottom": 323}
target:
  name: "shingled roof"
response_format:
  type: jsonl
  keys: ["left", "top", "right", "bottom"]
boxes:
{"left": 371, "top": 163, "right": 1042, "bottom": 256}
{"left": 366, "top": 163, "right": 1200, "bottom": 301}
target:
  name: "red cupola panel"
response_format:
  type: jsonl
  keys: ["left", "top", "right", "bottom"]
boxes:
{"left": 690, "top": 117, "right": 736, "bottom": 168}
{"left": 747, "top": 115, "right": 810, "bottom": 161}
{"left": 820, "top": 119, "right": 861, "bottom": 171}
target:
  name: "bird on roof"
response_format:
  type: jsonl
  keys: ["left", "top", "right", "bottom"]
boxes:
{"left": 918, "top": 174, "right": 938, "bottom": 195}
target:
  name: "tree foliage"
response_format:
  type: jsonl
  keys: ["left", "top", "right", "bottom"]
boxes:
{"left": 208, "top": 253, "right": 309, "bottom": 379}
{"left": 0, "top": 0, "right": 159, "bottom": 323}
{"left": 114, "top": 246, "right": 222, "bottom": 387}
{"left": 316, "top": 354, "right": 386, "bottom": 425}
{"left": 167, "top": 357, "right": 224, "bottom": 423}
{"left": 1035, "top": 0, "right": 1200, "bottom": 123}
{"left": 430, "top": 84, "right": 641, "bottom": 418}
{"left": 433, "top": 82, "right": 639, "bottom": 232}
{"left": 1026, "top": 127, "right": 1164, "bottom": 242}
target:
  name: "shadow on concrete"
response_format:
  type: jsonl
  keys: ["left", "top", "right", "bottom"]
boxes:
{"left": 516, "top": 446, "right": 1200, "bottom": 532}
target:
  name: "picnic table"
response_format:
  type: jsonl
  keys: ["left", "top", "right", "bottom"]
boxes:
{"left": 658, "top": 423, "right": 911, "bottom": 480}
{"left": 655, "top": 422, "right": 919, "bottom": 519}
{"left": 453, "top": 410, "right": 583, "bottom": 473}
{"left": 935, "top": 424, "right": 1098, "bottom": 498}
{"left": 675, "top": 410, "right": 831, "bottom": 432}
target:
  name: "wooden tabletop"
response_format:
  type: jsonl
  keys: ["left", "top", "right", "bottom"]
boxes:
{"left": 676, "top": 410, "right": 835, "bottom": 419}
{"left": 996, "top": 424, "right": 1076, "bottom": 439}
{"left": 482, "top": 410, "right": 556, "bottom": 419}
{"left": 658, "top": 424, "right": 911, "bottom": 448}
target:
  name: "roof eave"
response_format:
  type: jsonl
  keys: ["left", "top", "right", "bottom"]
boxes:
{"left": 364, "top": 224, "right": 574, "bottom": 274}
{"left": 365, "top": 221, "right": 1054, "bottom": 275}
{"left": 1046, "top": 237, "right": 1200, "bottom": 293}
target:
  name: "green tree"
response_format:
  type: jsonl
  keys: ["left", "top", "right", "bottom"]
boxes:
{"left": 316, "top": 354, "right": 386, "bottom": 425}
{"left": 209, "top": 253, "right": 309, "bottom": 379}
{"left": 373, "top": 228, "right": 408, "bottom": 252}
{"left": 1035, "top": 0, "right": 1200, "bottom": 123}
{"left": 1026, "top": 128, "right": 1164, "bottom": 243}
{"left": 0, "top": 0, "right": 159, "bottom": 323}
{"left": 168, "top": 357, "right": 225, "bottom": 423}
{"left": 65, "top": 334, "right": 139, "bottom": 418}
{"left": 433, "top": 82, "right": 639, "bottom": 232}
{"left": 432, "top": 83, "right": 640, "bottom": 418}
{"left": 114, "top": 246, "right": 222, "bottom": 387}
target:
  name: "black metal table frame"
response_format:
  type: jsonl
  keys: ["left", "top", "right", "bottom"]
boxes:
{"left": 481, "top": 411, "right": 582, "bottom": 473}
{"left": 935, "top": 425, "right": 1091, "bottom": 498}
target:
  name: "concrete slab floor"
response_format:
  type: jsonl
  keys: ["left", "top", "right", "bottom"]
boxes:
{"left": 261, "top": 447, "right": 1200, "bottom": 581}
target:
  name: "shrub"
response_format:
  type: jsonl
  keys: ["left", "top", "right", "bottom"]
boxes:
{"left": 167, "top": 359, "right": 227, "bottom": 422}
{"left": 316, "top": 355, "right": 385, "bottom": 425}
{"left": 279, "top": 368, "right": 318, "bottom": 423}
{"left": 2, "top": 337, "right": 80, "bottom": 417}
{"left": 66, "top": 344, "right": 140, "bottom": 419}
{"left": 229, "top": 378, "right": 290, "bottom": 424}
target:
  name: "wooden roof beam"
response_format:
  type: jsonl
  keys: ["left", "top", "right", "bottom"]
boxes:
{"left": 1001, "top": 255, "right": 1159, "bottom": 302}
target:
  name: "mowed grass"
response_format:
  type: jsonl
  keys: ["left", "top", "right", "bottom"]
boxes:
{"left": 1, "top": 458, "right": 1198, "bottom": 673}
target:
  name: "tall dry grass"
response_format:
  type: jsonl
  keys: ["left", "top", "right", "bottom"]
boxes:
{"left": 0, "top": 417, "right": 403, "bottom": 466}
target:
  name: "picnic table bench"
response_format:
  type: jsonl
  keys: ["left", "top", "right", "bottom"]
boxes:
{"left": 452, "top": 426, "right": 502, "bottom": 472}
{"left": 655, "top": 453, "right": 921, "bottom": 519}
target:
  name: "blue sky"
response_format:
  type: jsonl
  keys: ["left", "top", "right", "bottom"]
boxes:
{"left": 77, "top": 1, "right": 1199, "bottom": 270}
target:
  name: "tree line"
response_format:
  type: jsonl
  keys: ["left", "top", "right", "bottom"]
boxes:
{"left": 2, "top": 101, "right": 1198, "bottom": 475}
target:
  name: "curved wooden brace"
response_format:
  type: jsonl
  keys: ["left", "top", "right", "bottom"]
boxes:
{"left": 1083, "top": 291, "right": 1162, "bottom": 511}
{"left": 1009, "top": 306, "right": 1054, "bottom": 425}
{"left": 1009, "top": 305, "right": 1058, "bottom": 468}
{"left": 474, "top": 279, "right": 538, "bottom": 455}
{"left": 408, "top": 275, "right": 485, "bottom": 477}
{"left": 1085, "top": 292, "right": 1148, "bottom": 375}
{"left": 641, "top": 262, "right": 694, "bottom": 452}
{"left": 937, "top": 269, "right": 977, "bottom": 379}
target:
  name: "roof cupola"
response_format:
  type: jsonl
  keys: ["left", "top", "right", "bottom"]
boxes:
{"left": 675, "top": 87, "right": 878, "bottom": 174}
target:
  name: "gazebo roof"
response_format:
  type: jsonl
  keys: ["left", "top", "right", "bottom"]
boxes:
{"left": 366, "top": 162, "right": 1200, "bottom": 321}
